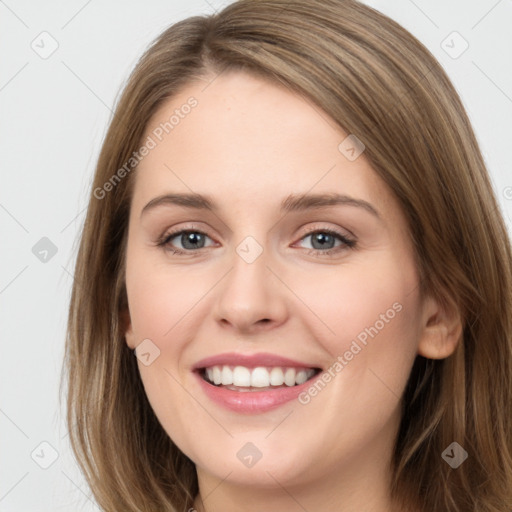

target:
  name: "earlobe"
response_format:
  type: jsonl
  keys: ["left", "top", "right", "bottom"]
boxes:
{"left": 417, "top": 294, "right": 463, "bottom": 359}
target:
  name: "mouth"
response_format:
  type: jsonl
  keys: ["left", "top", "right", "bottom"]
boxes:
{"left": 198, "top": 365, "right": 322, "bottom": 391}
{"left": 192, "top": 352, "right": 323, "bottom": 413}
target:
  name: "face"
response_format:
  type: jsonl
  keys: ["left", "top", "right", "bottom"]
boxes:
{"left": 123, "top": 70, "right": 427, "bottom": 494}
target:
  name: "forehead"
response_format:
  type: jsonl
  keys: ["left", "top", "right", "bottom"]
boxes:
{"left": 131, "top": 70, "right": 396, "bottom": 223}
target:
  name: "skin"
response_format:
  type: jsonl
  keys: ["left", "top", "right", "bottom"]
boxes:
{"left": 123, "top": 70, "right": 461, "bottom": 512}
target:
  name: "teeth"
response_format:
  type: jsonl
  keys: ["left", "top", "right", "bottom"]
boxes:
{"left": 221, "top": 366, "right": 233, "bottom": 385}
{"left": 203, "top": 365, "right": 316, "bottom": 387}
{"left": 284, "top": 368, "right": 296, "bottom": 386}
{"left": 212, "top": 366, "right": 222, "bottom": 385}
{"left": 295, "top": 370, "right": 308, "bottom": 385}
{"left": 251, "top": 367, "right": 270, "bottom": 387}
{"left": 233, "top": 366, "right": 251, "bottom": 387}
{"left": 269, "top": 367, "right": 284, "bottom": 386}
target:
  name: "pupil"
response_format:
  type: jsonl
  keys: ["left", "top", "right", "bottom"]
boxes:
{"left": 312, "top": 233, "right": 334, "bottom": 250}
{"left": 182, "top": 232, "right": 204, "bottom": 249}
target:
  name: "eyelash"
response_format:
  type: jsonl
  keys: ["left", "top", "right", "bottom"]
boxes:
{"left": 156, "top": 226, "right": 357, "bottom": 258}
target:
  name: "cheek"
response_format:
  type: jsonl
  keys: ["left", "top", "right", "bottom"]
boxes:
{"left": 296, "top": 251, "right": 421, "bottom": 386}
{"left": 287, "top": 257, "right": 420, "bottom": 465}
{"left": 124, "top": 255, "right": 221, "bottom": 441}
{"left": 126, "top": 257, "right": 205, "bottom": 346}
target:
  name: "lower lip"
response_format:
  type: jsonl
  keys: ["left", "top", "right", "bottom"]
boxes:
{"left": 194, "top": 371, "right": 316, "bottom": 414}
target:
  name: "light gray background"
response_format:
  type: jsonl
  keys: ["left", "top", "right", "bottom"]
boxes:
{"left": 1, "top": 0, "right": 511, "bottom": 510}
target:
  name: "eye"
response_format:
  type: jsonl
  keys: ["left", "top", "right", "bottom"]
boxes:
{"left": 157, "top": 229, "right": 216, "bottom": 255}
{"left": 157, "top": 226, "right": 356, "bottom": 257}
{"left": 295, "top": 228, "right": 356, "bottom": 256}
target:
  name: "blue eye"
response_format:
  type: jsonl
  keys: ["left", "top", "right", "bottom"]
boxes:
{"left": 159, "top": 230, "right": 215, "bottom": 253}
{"left": 298, "top": 229, "right": 356, "bottom": 254}
{"left": 157, "top": 227, "right": 356, "bottom": 257}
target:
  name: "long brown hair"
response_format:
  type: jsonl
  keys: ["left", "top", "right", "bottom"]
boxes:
{"left": 61, "top": 1, "right": 512, "bottom": 510}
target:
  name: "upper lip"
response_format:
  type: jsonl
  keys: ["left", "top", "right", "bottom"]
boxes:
{"left": 192, "top": 352, "right": 321, "bottom": 370}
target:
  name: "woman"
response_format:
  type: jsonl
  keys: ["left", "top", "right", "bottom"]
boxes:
{"left": 62, "top": 0, "right": 512, "bottom": 510}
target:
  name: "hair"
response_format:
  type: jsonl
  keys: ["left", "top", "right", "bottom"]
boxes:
{"left": 61, "top": 0, "right": 512, "bottom": 510}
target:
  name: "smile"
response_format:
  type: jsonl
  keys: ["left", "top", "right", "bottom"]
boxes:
{"left": 201, "top": 365, "right": 319, "bottom": 390}
{"left": 192, "top": 352, "right": 323, "bottom": 413}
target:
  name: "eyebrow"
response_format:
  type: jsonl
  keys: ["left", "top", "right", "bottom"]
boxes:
{"left": 140, "top": 192, "right": 381, "bottom": 219}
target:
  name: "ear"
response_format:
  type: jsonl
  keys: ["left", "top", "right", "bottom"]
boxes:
{"left": 120, "top": 307, "right": 137, "bottom": 350}
{"left": 417, "top": 294, "right": 462, "bottom": 359}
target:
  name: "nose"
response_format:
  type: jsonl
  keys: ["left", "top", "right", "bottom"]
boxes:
{"left": 212, "top": 245, "right": 288, "bottom": 335}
